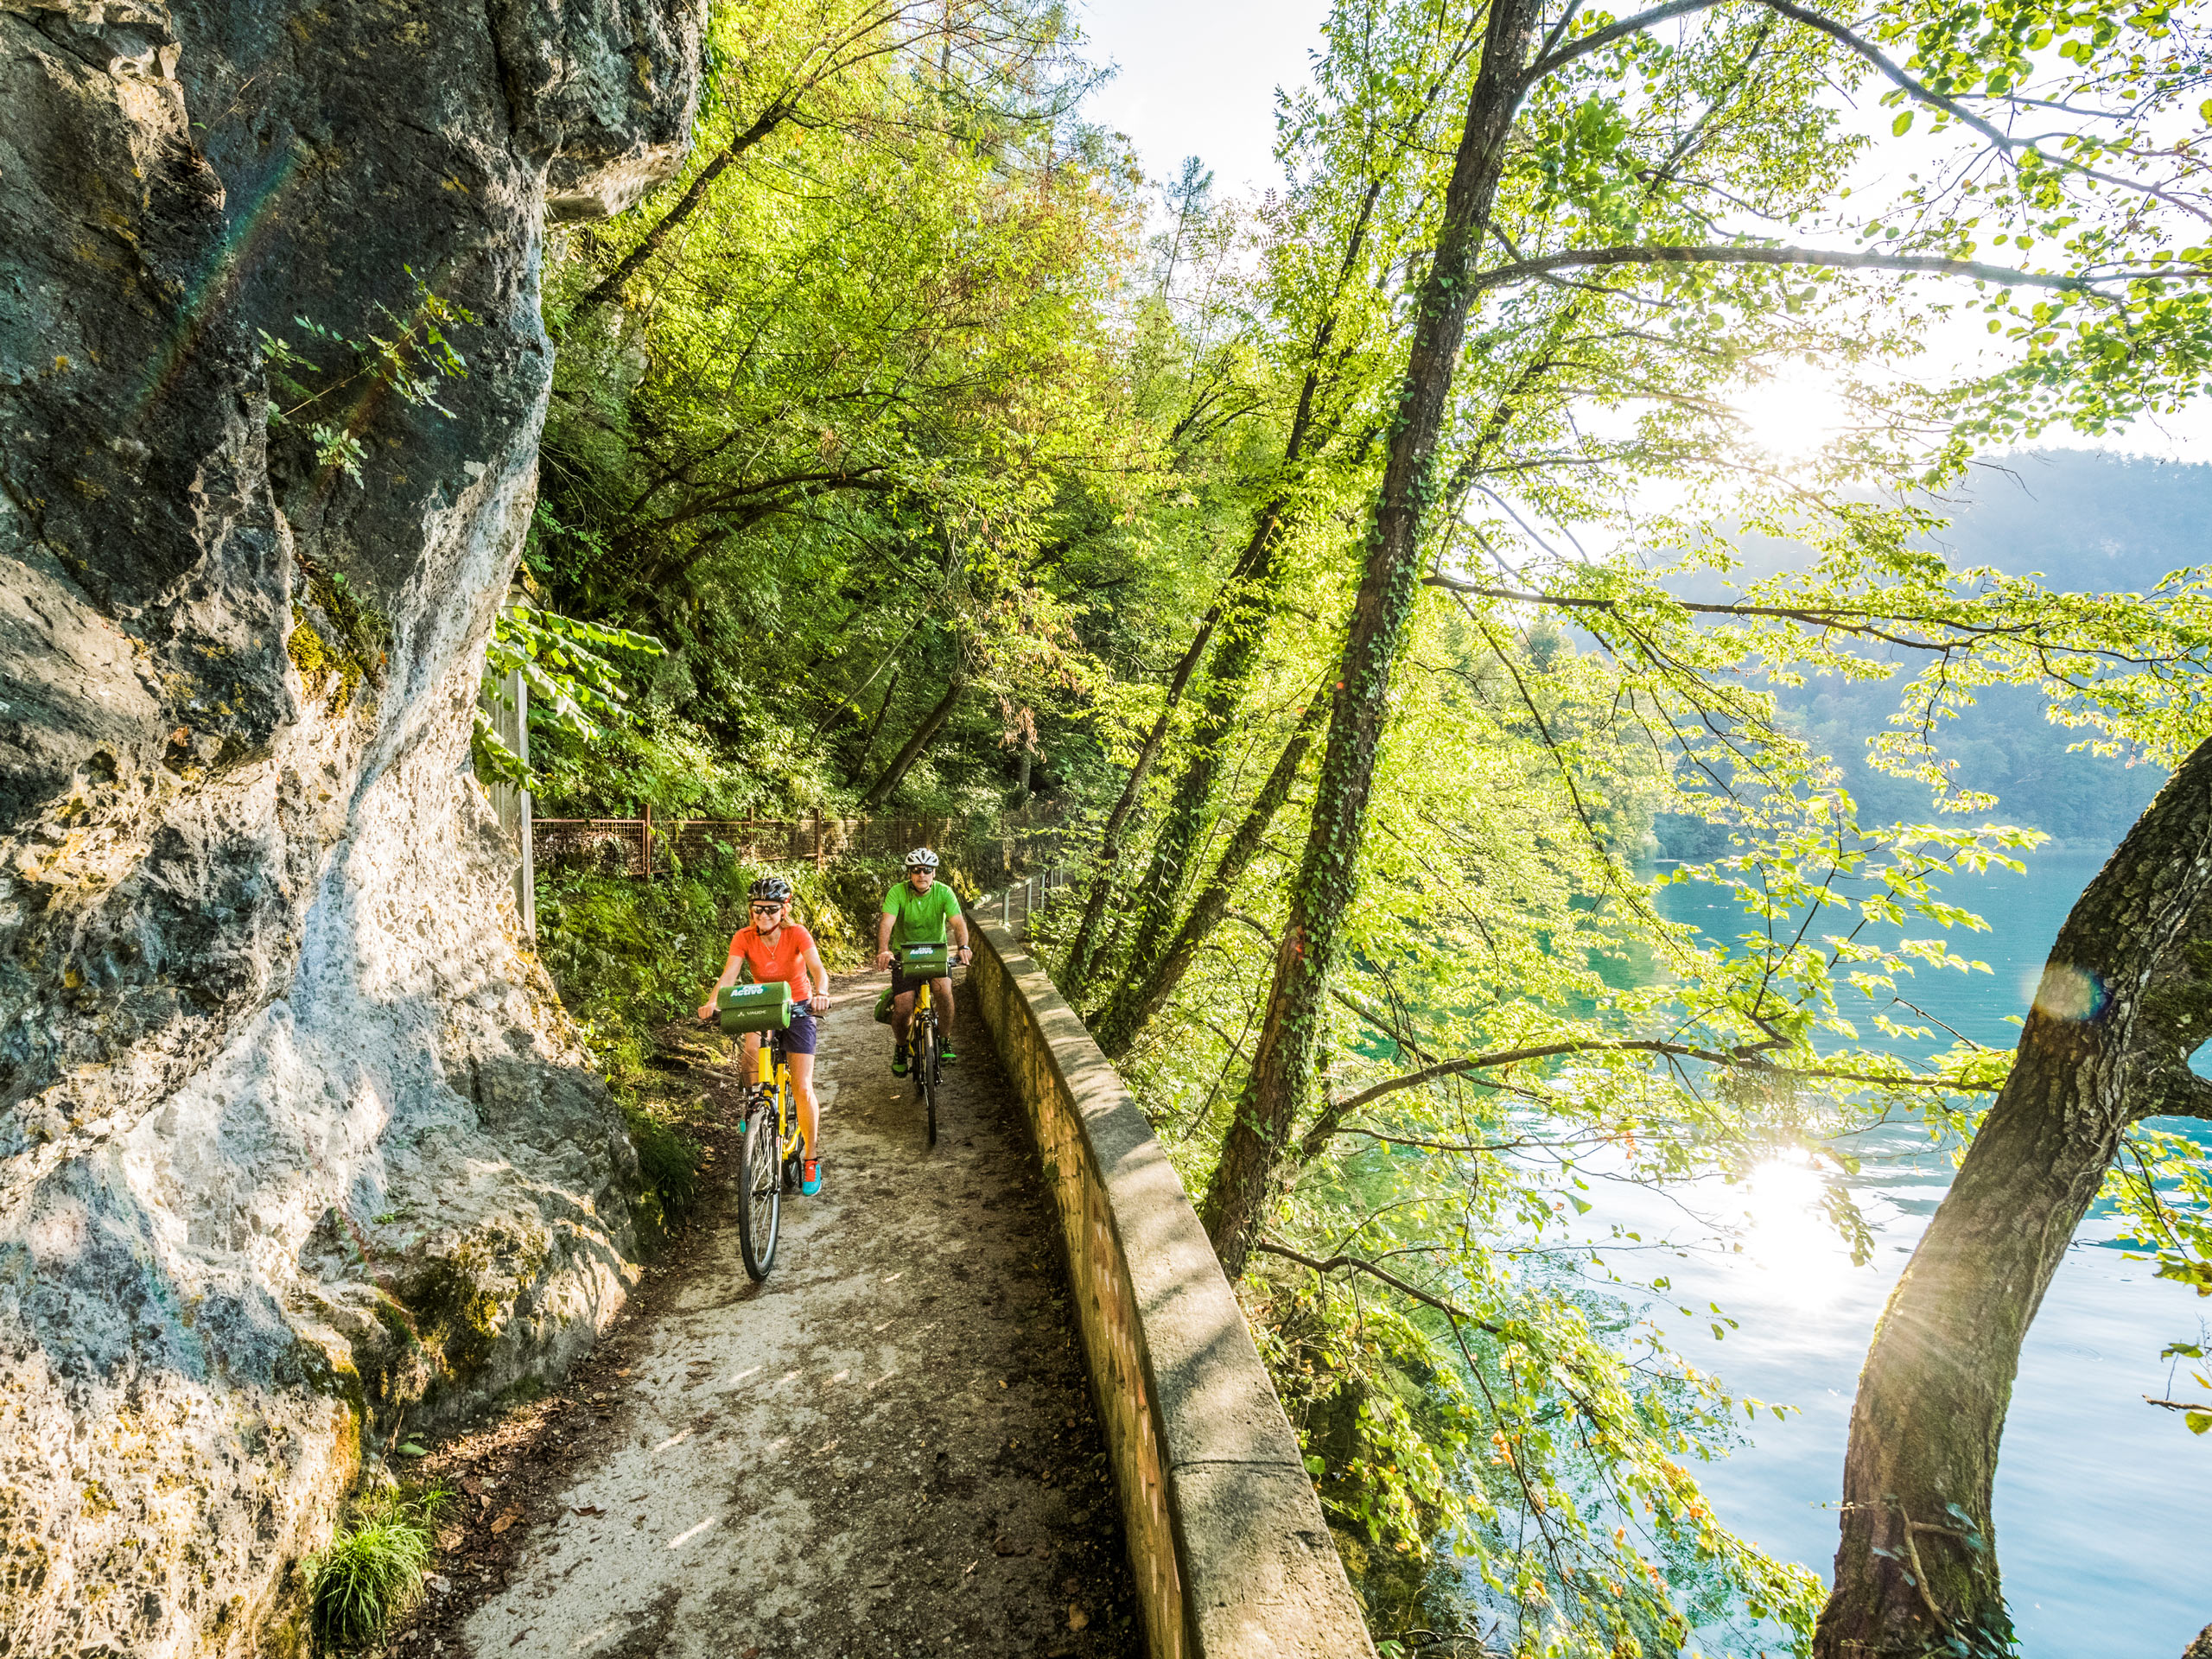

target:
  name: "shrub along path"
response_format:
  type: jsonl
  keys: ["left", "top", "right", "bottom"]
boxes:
{"left": 412, "top": 966, "right": 1140, "bottom": 1658}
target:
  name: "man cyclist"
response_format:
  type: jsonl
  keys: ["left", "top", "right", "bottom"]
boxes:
{"left": 875, "top": 847, "right": 969, "bottom": 1077}
{"left": 699, "top": 875, "right": 831, "bottom": 1195}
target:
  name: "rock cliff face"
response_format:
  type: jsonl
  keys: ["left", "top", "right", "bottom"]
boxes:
{"left": 0, "top": 0, "right": 698, "bottom": 1649}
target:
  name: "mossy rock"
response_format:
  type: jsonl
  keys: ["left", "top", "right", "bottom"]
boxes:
{"left": 391, "top": 1222, "right": 551, "bottom": 1384}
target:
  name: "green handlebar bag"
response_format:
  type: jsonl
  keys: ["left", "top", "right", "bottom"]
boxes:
{"left": 717, "top": 982, "right": 791, "bottom": 1034}
{"left": 899, "top": 941, "right": 950, "bottom": 977}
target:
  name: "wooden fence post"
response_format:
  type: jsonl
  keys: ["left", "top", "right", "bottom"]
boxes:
{"left": 642, "top": 802, "right": 652, "bottom": 881}
{"left": 814, "top": 807, "right": 825, "bottom": 871}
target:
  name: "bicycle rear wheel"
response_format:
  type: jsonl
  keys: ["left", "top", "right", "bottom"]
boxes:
{"left": 918, "top": 1007, "right": 938, "bottom": 1147}
{"left": 736, "top": 1095, "right": 781, "bottom": 1281}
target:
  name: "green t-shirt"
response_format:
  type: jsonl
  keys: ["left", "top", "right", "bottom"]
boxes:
{"left": 882, "top": 878, "right": 961, "bottom": 950}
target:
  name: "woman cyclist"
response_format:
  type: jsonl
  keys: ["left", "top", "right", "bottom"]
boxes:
{"left": 699, "top": 875, "right": 831, "bottom": 1196}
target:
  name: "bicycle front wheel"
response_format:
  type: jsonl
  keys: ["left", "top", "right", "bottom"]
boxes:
{"left": 736, "top": 1098, "right": 781, "bottom": 1281}
{"left": 918, "top": 1008, "right": 938, "bottom": 1147}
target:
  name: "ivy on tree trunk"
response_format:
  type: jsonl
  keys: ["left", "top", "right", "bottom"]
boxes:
{"left": 860, "top": 661, "right": 967, "bottom": 811}
{"left": 1094, "top": 689, "right": 1327, "bottom": 1058}
{"left": 1061, "top": 531, "right": 1267, "bottom": 988}
{"left": 1063, "top": 175, "right": 1387, "bottom": 996}
{"left": 1103, "top": 537, "right": 1286, "bottom": 995}
{"left": 1198, "top": 0, "right": 1546, "bottom": 1281}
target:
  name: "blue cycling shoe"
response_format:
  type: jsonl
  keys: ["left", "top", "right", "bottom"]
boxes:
{"left": 799, "top": 1157, "right": 823, "bottom": 1197}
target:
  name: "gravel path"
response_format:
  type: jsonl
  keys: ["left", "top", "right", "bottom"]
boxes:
{"left": 427, "top": 967, "right": 1141, "bottom": 1658}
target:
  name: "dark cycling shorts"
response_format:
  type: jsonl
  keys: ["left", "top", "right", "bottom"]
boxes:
{"left": 890, "top": 963, "right": 956, "bottom": 998}
{"left": 749, "top": 1009, "right": 818, "bottom": 1055}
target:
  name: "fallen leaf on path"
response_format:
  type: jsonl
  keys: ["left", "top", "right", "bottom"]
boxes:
{"left": 963, "top": 1559, "right": 978, "bottom": 1575}
{"left": 460, "top": 1477, "right": 483, "bottom": 1497}
{"left": 572, "top": 1506, "right": 604, "bottom": 1516}
{"left": 1068, "top": 1605, "right": 1090, "bottom": 1631}
{"left": 490, "top": 1509, "right": 521, "bottom": 1535}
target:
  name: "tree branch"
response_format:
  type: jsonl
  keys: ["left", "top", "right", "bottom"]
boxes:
{"left": 1751, "top": 0, "right": 2212, "bottom": 223}
{"left": 569, "top": 99, "right": 796, "bottom": 328}
{"left": 1521, "top": 0, "right": 1726, "bottom": 88}
{"left": 1470, "top": 241, "right": 2192, "bottom": 299}
{"left": 1325, "top": 1038, "right": 1993, "bottom": 1121}
{"left": 1254, "top": 1241, "right": 1507, "bottom": 1338}
{"left": 2139, "top": 1065, "right": 2212, "bottom": 1122}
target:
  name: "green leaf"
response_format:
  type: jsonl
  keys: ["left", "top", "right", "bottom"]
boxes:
{"left": 1891, "top": 111, "right": 1914, "bottom": 137}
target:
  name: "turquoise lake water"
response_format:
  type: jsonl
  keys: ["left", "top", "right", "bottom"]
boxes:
{"left": 1634, "top": 848, "right": 2211, "bottom": 1656}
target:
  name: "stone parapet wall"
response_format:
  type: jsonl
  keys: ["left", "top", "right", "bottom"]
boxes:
{"left": 964, "top": 903, "right": 1375, "bottom": 1659}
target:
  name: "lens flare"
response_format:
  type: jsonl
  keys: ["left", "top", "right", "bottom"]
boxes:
{"left": 2032, "top": 963, "right": 2105, "bottom": 1023}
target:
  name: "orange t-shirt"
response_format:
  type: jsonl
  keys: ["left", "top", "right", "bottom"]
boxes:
{"left": 728, "top": 923, "right": 819, "bottom": 1004}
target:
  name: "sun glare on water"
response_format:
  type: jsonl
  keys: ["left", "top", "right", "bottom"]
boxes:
{"left": 1732, "top": 1154, "right": 1856, "bottom": 1303}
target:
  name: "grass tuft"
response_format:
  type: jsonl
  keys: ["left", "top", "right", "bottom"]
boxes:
{"left": 304, "top": 1481, "right": 447, "bottom": 1653}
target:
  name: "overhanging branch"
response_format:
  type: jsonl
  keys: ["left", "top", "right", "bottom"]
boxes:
{"left": 1470, "top": 242, "right": 2193, "bottom": 298}
{"left": 1255, "top": 1241, "right": 1508, "bottom": 1337}
{"left": 1325, "top": 1038, "right": 1994, "bottom": 1120}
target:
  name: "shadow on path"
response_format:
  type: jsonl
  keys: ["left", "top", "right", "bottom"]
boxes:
{"left": 405, "top": 967, "right": 1141, "bottom": 1658}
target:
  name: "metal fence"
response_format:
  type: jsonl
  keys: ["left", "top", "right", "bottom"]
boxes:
{"left": 993, "top": 863, "right": 1074, "bottom": 938}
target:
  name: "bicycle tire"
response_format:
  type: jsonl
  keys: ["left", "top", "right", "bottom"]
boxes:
{"left": 918, "top": 1006, "right": 938, "bottom": 1147}
{"left": 736, "top": 1095, "right": 781, "bottom": 1281}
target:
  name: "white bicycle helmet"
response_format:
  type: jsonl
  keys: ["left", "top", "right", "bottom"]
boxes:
{"left": 903, "top": 847, "right": 939, "bottom": 870}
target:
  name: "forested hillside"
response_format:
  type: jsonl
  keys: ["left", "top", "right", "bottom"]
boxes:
{"left": 1663, "top": 449, "right": 2211, "bottom": 853}
{"left": 505, "top": 1, "right": 2212, "bottom": 1653}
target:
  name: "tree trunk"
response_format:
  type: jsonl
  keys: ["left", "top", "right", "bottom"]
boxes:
{"left": 859, "top": 665, "right": 902, "bottom": 758}
{"left": 1062, "top": 175, "right": 1385, "bottom": 992}
{"left": 1096, "top": 537, "right": 1287, "bottom": 1002}
{"left": 860, "top": 666, "right": 966, "bottom": 810}
{"left": 1815, "top": 735, "right": 2212, "bottom": 1656}
{"left": 1094, "top": 690, "right": 1327, "bottom": 1058}
{"left": 1060, "top": 576, "right": 1241, "bottom": 985}
{"left": 1198, "top": 0, "right": 1545, "bottom": 1282}
{"left": 567, "top": 99, "right": 791, "bottom": 329}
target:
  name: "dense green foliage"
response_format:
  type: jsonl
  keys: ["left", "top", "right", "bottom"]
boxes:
{"left": 484, "top": 0, "right": 2212, "bottom": 1650}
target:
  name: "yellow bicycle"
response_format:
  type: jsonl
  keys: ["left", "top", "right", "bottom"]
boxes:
{"left": 736, "top": 1023, "right": 804, "bottom": 1280}
{"left": 911, "top": 975, "right": 943, "bottom": 1147}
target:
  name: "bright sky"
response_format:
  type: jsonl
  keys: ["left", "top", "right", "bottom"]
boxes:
{"left": 1075, "top": 0, "right": 1331, "bottom": 196}
{"left": 1074, "top": 0, "right": 2212, "bottom": 465}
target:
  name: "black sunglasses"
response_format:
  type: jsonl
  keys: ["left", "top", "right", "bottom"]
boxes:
{"left": 750, "top": 902, "right": 786, "bottom": 914}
